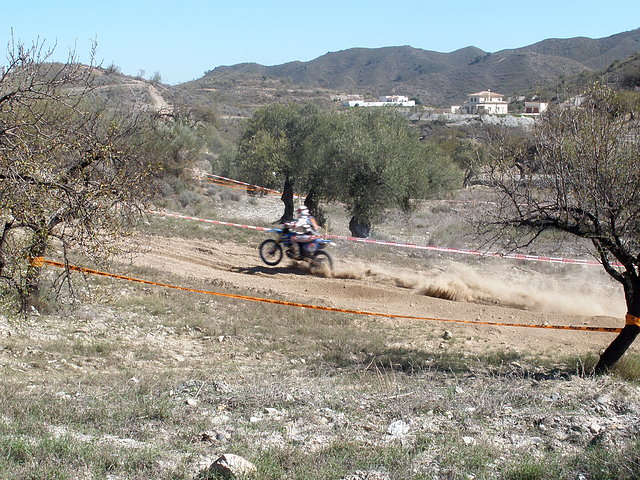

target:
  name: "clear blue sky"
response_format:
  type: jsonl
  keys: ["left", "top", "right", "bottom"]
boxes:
{"left": 2, "top": 1, "right": 638, "bottom": 85}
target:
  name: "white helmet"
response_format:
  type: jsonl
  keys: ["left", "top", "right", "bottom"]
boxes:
{"left": 296, "top": 206, "right": 309, "bottom": 216}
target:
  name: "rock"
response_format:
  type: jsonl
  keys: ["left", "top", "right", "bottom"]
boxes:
{"left": 207, "top": 453, "right": 257, "bottom": 478}
{"left": 214, "top": 381, "right": 234, "bottom": 393}
{"left": 200, "top": 430, "right": 229, "bottom": 443}
{"left": 386, "top": 420, "right": 410, "bottom": 437}
{"left": 342, "top": 470, "right": 390, "bottom": 480}
{"left": 211, "top": 414, "right": 231, "bottom": 424}
{"left": 199, "top": 431, "right": 216, "bottom": 443}
{"left": 442, "top": 330, "right": 453, "bottom": 340}
{"left": 462, "top": 436, "right": 476, "bottom": 446}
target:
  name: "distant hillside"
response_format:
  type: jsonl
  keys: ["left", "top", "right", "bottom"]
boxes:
{"left": 207, "top": 45, "right": 486, "bottom": 91}
{"left": 607, "top": 50, "right": 640, "bottom": 88}
{"left": 185, "top": 28, "right": 640, "bottom": 106}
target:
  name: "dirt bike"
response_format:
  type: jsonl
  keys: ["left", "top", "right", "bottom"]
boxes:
{"left": 259, "top": 224, "right": 335, "bottom": 272}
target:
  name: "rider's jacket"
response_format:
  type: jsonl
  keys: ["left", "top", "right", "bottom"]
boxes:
{"left": 293, "top": 214, "right": 316, "bottom": 234}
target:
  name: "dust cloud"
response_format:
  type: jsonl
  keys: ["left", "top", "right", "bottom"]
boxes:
{"left": 333, "top": 260, "right": 625, "bottom": 317}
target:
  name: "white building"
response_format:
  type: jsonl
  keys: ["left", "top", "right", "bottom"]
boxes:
{"left": 524, "top": 101, "right": 548, "bottom": 115}
{"left": 379, "top": 95, "right": 415, "bottom": 105}
{"left": 343, "top": 95, "right": 415, "bottom": 107}
{"left": 461, "top": 90, "right": 508, "bottom": 114}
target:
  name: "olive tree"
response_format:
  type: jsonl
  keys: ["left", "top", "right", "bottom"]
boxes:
{"left": 486, "top": 84, "right": 640, "bottom": 373}
{"left": 236, "top": 103, "right": 320, "bottom": 223}
{"left": 318, "top": 108, "right": 461, "bottom": 237}
{"left": 237, "top": 105, "right": 462, "bottom": 236}
{"left": 0, "top": 37, "right": 159, "bottom": 310}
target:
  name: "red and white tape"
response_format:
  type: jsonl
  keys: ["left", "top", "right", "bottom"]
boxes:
{"left": 323, "top": 234, "right": 603, "bottom": 265}
{"left": 148, "top": 210, "right": 271, "bottom": 232}
{"left": 148, "top": 210, "right": 610, "bottom": 267}
{"left": 325, "top": 235, "right": 600, "bottom": 264}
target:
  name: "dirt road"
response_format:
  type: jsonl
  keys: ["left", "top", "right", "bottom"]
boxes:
{"left": 119, "top": 229, "right": 633, "bottom": 360}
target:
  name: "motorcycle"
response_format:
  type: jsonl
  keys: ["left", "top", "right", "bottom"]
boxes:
{"left": 259, "top": 223, "right": 335, "bottom": 272}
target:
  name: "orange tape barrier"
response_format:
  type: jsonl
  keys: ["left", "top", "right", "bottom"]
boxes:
{"left": 203, "top": 178, "right": 281, "bottom": 195}
{"left": 625, "top": 313, "right": 640, "bottom": 327}
{"left": 193, "top": 171, "right": 304, "bottom": 198}
{"left": 32, "top": 257, "right": 623, "bottom": 334}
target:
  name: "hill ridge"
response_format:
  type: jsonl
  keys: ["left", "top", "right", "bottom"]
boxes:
{"left": 190, "top": 28, "right": 640, "bottom": 106}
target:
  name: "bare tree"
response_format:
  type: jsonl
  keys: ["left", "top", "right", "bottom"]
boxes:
{"left": 486, "top": 83, "right": 640, "bottom": 373}
{"left": 0, "top": 36, "right": 157, "bottom": 310}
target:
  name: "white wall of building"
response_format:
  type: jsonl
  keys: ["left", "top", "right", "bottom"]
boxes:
{"left": 343, "top": 95, "right": 415, "bottom": 107}
{"left": 462, "top": 90, "right": 508, "bottom": 114}
{"left": 524, "top": 101, "right": 548, "bottom": 114}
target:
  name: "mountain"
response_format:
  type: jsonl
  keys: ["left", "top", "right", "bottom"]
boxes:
{"left": 184, "top": 28, "right": 640, "bottom": 107}
{"left": 606, "top": 50, "right": 640, "bottom": 88}
{"left": 207, "top": 45, "right": 486, "bottom": 90}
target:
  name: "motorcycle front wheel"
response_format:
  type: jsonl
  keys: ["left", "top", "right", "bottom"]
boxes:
{"left": 259, "top": 239, "right": 283, "bottom": 266}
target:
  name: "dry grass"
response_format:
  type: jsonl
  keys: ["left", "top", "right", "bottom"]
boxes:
{"left": 2, "top": 267, "right": 640, "bottom": 479}
{"left": 1, "top": 189, "right": 639, "bottom": 479}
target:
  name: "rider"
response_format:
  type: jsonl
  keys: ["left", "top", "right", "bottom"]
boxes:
{"left": 290, "top": 205, "right": 319, "bottom": 257}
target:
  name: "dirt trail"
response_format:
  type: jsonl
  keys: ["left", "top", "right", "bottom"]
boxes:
{"left": 119, "top": 232, "right": 633, "bottom": 359}
{"left": 146, "top": 84, "right": 172, "bottom": 114}
{"left": 92, "top": 80, "right": 172, "bottom": 114}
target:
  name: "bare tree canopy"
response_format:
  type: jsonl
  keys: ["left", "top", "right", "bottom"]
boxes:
{"left": 0, "top": 37, "right": 158, "bottom": 310}
{"left": 487, "top": 83, "right": 640, "bottom": 372}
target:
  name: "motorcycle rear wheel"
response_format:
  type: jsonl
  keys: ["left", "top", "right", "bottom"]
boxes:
{"left": 311, "top": 250, "right": 333, "bottom": 274}
{"left": 259, "top": 239, "right": 283, "bottom": 266}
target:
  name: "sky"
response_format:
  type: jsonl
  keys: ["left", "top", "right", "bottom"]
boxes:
{"left": 2, "top": 1, "right": 639, "bottom": 85}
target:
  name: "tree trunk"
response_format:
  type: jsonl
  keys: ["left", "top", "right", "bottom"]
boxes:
{"left": 0, "top": 220, "right": 13, "bottom": 275}
{"left": 348, "top": 216, "right": 371, "bottom": 238}
{"left": 304, "top": 190, "right": 326, "bottom": 227}
{"left": 594, "top": 280, "right": 640, "bottom": 374}
{"left": 278, "top": 177, "right": 295, "bottom": 224}
{"left": 594, "top": 324, "right": 640, "bottom": 373}
{"left": 20, "top": 231, "right": 48, "bottom": 312}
